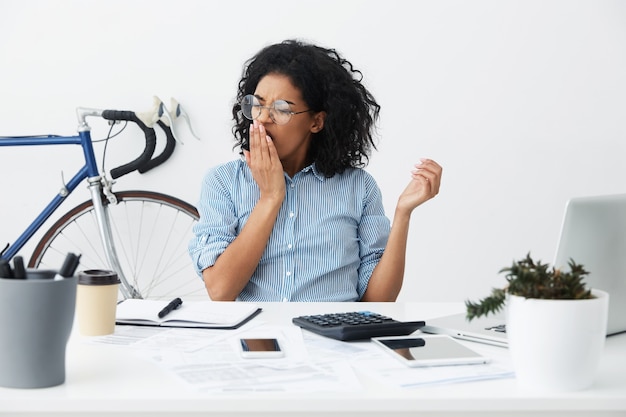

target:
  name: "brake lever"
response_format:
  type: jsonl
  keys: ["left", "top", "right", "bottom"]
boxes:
{"left": 139, "top": 96, "right": 201, "bottom": 144}
{"left": 157, "top": 100, "right": 183, "bottom": 144}
{"left": 135, "top": 96, "right": 161, "bottom": 129}
{"left": 168, "top": 98, "right": 201, "bottom": 141}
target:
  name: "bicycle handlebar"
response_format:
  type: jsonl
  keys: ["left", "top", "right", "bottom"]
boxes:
{"left": 77, "top": 96, "right": 200, "bottom": 179}
{"left": 137, "top": 120, "right": 176, "bottom": 174}
{"left": 101, "top": 110, "right": 158, "bottom": 179}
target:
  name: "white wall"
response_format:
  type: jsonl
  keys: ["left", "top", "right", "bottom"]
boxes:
{"left": 1, "top": 0, "right": 625, "bottom": 302}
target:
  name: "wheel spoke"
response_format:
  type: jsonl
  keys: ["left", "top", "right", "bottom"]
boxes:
{"left": 29, "top": 191, "right": 206, "bottom": 300}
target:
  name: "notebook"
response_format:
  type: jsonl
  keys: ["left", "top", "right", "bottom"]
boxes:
{"left": 421, "top": 193, "right": 626, "bottom": 347}
{"left": 116, "top": 299, "right": 262, "bottom": 329}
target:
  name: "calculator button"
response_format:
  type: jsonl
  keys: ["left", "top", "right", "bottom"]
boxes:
{"left": 292, "top": 311, "right": 425, "bottom": 341}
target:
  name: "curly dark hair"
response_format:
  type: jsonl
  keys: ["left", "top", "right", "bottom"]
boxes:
{"left": 231, "top": 39, "right": 380, "bottom": 178}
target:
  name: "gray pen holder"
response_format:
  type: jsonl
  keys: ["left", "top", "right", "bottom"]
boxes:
{"left": 0, "top": 270, "right": 77, "bottom": 388}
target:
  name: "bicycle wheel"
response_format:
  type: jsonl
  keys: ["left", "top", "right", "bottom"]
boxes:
{"left": 28, "top": 190, "right": 207, "bottom": 301}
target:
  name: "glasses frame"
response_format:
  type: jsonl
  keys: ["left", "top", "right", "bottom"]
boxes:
{"left": 240, "top": 94, "right": 311, "bottom": 125}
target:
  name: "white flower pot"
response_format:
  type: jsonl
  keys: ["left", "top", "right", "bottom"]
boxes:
{"left": 506, "top": 289, "right": 609, "bottom": 392}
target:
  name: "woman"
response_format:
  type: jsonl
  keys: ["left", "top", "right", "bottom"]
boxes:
{"left": 189, "top": 39, "right": 442, "bottom": 302}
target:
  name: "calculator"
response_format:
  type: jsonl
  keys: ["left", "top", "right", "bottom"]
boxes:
{"left": 292, "top": 311, "right": 425, "bottom": 341}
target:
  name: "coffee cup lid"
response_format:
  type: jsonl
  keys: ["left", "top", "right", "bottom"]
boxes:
{"left": 78, "top": 269, "right": 120, "bottom": 285}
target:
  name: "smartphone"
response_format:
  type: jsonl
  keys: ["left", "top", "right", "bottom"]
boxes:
{"left": 371, "top": 334, "right": 490, "bottom": 367}
{"left": 238, "top": 338, "right": 284, "bottom": 359}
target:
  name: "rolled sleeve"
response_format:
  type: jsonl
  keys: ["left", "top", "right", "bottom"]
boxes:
{"left": 356, "top": 175, "right": 390, "bottom": 299}
{"left": 188, "top": 165, "right": 240, "bottom": 276}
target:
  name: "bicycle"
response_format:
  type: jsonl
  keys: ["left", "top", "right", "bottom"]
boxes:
{"left": 0, "top": 98, "right": 207, "bottom": 300}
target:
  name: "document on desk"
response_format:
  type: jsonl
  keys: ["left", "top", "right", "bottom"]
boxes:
{"left": 353, "top": 343, "right": 515, "bottom": 388}
{"left": 85, "top": 323, "right": 254, "bottom": 352}
{"left": 116, "top": 299, "right": 261, "bottom": 329}
{"left": 85, "top": 322, "right": 362, "bottom": 392}
{"left": 141, "top": 324, "right": 363, "bottom": 393}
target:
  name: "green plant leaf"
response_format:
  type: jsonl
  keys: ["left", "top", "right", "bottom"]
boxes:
{"left": 465, "top": 252, "right": 593, "bottom": 321}
{"left": 465, "top": 288, "right": 506, "bottom": 321}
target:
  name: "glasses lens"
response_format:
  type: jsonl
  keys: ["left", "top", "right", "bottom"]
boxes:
{"left": 241, "top": 95, "right": 258, "bottom": 120}
{"left": 271, "top": 100, "right": 292, "bottom": 125}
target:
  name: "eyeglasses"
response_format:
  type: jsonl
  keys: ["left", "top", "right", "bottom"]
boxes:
{"left": 240, "top": 94, "right": 311, "bottom": 125}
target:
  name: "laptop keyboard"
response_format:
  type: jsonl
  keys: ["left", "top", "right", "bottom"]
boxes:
{"left": 485, "top": 324, "right": 507, "bottom": 333}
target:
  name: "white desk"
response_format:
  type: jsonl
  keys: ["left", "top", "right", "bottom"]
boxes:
{"left": 1, "top": 302, "right": 625, "bottom": 417}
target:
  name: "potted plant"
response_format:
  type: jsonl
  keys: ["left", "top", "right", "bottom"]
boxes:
{"left": 465, "top": 253, "right": 609, "bottom": 392}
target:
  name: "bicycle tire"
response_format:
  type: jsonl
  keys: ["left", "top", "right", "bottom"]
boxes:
{"left": 28, "top": 190, "right": 207, "bottom": 301}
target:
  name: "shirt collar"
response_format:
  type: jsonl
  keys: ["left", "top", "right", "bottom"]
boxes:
{"left": 298, "top": 163, "right": 326, "bottom": 182}
{"left": 240, "top": 158, "right": 326, "bottom": 182}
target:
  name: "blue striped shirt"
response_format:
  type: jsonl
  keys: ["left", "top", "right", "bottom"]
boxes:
{"left": 188, "top": 158, "right": 390, "bottom": 302}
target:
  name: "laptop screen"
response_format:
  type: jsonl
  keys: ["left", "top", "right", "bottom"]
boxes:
{"left": 552, "top": 193, "right": 626, "bottom": 335}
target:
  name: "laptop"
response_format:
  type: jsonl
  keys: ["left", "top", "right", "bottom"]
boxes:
{"left": 421, "top": 193, "right": 626, "bottom": 347}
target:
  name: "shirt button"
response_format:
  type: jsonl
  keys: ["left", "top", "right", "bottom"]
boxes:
{"left": 286, "top": 271, "right": 292, "bottom": 277}
{"left": 282, "top": 297, "right": 288, "bottom": 302}
{"left": 289, "top": 212, "right": 295, "bottom": 218}
{"left": 287, "top": 244, "right": 292, "bottom": 249}
{"left": 290, "top": 183, "right": 295, "bottom": 188}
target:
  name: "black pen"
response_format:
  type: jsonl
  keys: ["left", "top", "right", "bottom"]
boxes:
{"left": 0, "top": 259, "right": 13, "bottom": 278}
{"left": 59, "top": 252, "right": 81, "bottom": 278}
{"left": 12, "top": 256, "right": 26, "bottom": 279}
{"left": 158, "top": 297, "right": 183, "bottom": 319}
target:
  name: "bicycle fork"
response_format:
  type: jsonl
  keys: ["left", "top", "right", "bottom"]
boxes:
{"left": 87, "top": 177, "right": 141, "bottom": 299}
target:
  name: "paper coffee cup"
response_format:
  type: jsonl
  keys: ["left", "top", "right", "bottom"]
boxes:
{"left": 76, "top": 270, "right": 120, "bottom": 336}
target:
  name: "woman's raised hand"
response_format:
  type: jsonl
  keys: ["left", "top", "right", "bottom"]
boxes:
{"left": 397, "top": 158, "right": 442, "bottom": 213}
{"left": 243, "top": 120, "right": 286, "bottom": 202}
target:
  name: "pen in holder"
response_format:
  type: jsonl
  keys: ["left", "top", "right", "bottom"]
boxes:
{"left": 0, "top": 268, "right": 77, "bottom": 388}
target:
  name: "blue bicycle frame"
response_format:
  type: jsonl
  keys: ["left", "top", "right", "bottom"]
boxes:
{"left": 2, "top": 103, "right": 193, "bottom": 299}
{"left": 0, "top": 130, "right": 100, "bottom": 261}
{"left": 0, "top": 107, "right": 144, "bottom": 299}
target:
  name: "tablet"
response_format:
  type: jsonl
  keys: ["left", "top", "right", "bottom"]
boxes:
{"left": 371, "top": 334, "right": 490, "bottom": 367}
